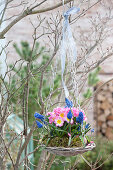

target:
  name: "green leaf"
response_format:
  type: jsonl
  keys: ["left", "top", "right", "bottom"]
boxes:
{"left": 79, "top": 135, "right": 85, "bottom": 147}
{"left": 68, "top": 136, "right": 72, "bottom": 146}
{"left": 85, "top": 135, "right": 91, "bottom": 143}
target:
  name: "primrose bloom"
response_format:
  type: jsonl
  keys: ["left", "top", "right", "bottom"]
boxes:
{"left": 53, "top": 107, "right": 62, "bottom": 116}
{"left": 49, "top": 115, "right": 56, "bottom": 124}
{"left": 47, "top": 112, "right": 53, "bottom": 116}
{"left": 64, "top": 107, "right": 70, "bottom": 114}
{"left": 54, "top": 117, "right": 64, "bottom": 127}
{"left": 46, "top": 106, "right": 87, "bottom": 127}
{"left": 72, "top": 107, "right": 79, "bottom": 117}
{"left": 84, "top": 115, "right": 87, "bottom": 121}
{"left": 59, "top": 111, "right": 67, "bottom": 120}
{"left": 59, "top": 112, "right": 65, "bottom": 118}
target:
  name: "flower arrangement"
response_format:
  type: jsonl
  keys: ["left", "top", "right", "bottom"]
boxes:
{"left": 34, "top": 98, "right": 94, "bottom": 149}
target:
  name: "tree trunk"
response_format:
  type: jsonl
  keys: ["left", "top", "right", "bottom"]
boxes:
{"left": 0, "top": 126, "right": 5, "bottom": 170}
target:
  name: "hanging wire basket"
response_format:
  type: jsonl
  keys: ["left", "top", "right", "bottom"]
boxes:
{"left": 44, "top": 142, "right": 96, "bottom": 156}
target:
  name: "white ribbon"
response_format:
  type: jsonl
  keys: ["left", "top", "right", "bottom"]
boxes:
{"left": 60, "top": 7, "right": 80, "bottom": 97}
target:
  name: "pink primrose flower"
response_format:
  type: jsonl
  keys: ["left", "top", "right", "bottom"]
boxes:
{"left": 46, "top": 112, "right": 54, "bottom": 116}
{"left": 47, "top": 107, "right": 87, "bottom": 125}
{"left": 72, "top": 107, "right": 79, "bottom": 117}
{"left": 64, "top": 107, "right": 70, "bottom": 114}
{"left": 49, "top": 114, "right": 56, "bottom": 124}
{"left": 54, "top": 117, "right": 64, "bottom": 127}
{"left": 72, "top": 108, "right": 87, "bottom": 121}
{"left": 53, "top": 107, "right": 62, "bottom": 116}
{"left": 84, "top": 116, "right": 87, "bottom": 121}
{"left": 59, "top": 111, "right": 67, "bottom": 121}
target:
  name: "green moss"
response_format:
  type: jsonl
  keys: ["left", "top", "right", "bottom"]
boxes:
{"left": 70, "top": 136, "right": 83, "bottom": 147}
{"left": 43, "top": 136, "right": 83, "bottom": 148}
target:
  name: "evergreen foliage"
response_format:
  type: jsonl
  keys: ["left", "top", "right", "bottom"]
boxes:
{"left": 88, "top": 67, "right": 101, "bottom": 86}
{"left": 83, "top": 67, "right": 101, "bottom": 99}
{"left": 8, "top": 41, "right": 61, "bottom": 124}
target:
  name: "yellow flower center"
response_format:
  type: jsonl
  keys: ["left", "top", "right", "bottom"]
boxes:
{"left": 60, "top": 113, "right": 64, "bottom": 118}
{"left": 67, "top": 118, "right": 69, "bottom": 121}
{"left": 57, "top": 119, "right": 62, "bottom": 124}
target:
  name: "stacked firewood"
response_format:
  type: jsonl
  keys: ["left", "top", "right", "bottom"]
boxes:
{"left": 94, "top": 80, "right": 113, "bottom": 140}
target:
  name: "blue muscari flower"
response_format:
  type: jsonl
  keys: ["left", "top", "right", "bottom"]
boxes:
{"left": 67, "top": 110, "right": 73, "bottom": 119}
{"left": 91, "top": 128, "right": 94, "bottom": 133}
{"left": 36, "top": 120, "right": 43, "bottom": 128}
{"left": 34, "top": 112, "right": 47, "bottom": 125}
{"left": 65, "top": 98, "right": 73, "bottom": 108}
{"left": 76, "top": 111, "right": 84, "bottom": 124}
{"left": 34, "top": 112, "right": 45, "bottom": 121}
{"left": 85, "top": 123, "right": 90, "bottom": 129}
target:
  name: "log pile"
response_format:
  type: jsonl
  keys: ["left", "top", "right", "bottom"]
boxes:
{"left": 94, "top": 80, "right": 113, "bottom": 140}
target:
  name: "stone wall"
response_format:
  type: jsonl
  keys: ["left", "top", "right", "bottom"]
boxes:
{"left": 94, "top": 79, "right": 113, "bottom": 139}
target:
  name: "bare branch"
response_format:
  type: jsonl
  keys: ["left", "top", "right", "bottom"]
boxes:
{"left": 15, "top": 122, "right": 36, "bottom": 168}
{"left": 1, "top": 134, "right": 15, "bottom": 169}
{"left": 0, "top": 0, "right": 73, "bottom": 39}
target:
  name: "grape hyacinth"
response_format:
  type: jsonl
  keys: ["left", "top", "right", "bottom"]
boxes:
{"left": 34, "top": 112, "right": 45, "bottom": 121}
{"left": 85, "top": 123, "right": 90, "bottom": 129}
{"left": 36, "top": 120, "right": 43, "bottom": 128}
{"left": 76, "top": 111, "right": 84, "bottom": 124}
{"left": 65, "top": 98, "right": 73, "bottom": 108}
{"left": 67, "top": 110, "right": 73, "bottom": 119}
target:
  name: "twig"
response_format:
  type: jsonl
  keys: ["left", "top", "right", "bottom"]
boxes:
{"left": 37, "top": 150, "right": 47, "bottom": 170}
{"left": 94, "top": 153, "right": 113, "bottom": 170}
{"left": 81, "top": 155, "right": 92, "bottom": 168}
{"left": 47, "top": 154, "right": 56, "bottom": 170}
{"left": 19, "top": 146, "right": 40, "bottom": 166}
{"left": 0, "top": 0, "right": 73, "bottom": 39}
{"left": 15, "top": 122, "right": 36, "bottom": 168}
{"left": 1, "top": 134, "right": 15, "bottom": 169}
